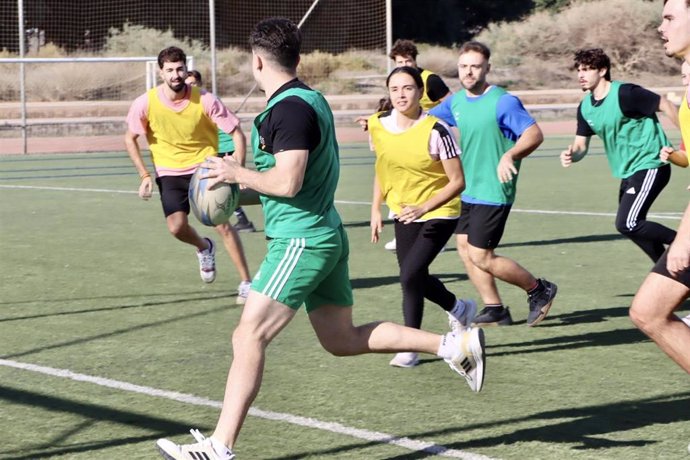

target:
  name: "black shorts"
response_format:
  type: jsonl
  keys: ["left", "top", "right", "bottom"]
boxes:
{"left": 455, "top": 202, "right": 512, "bottom": 249}
{"left": 156, "top": 174, "right": 193, "bottom": 217}
{"left": 651, "top": 248, "right": 690, "bottom": 288}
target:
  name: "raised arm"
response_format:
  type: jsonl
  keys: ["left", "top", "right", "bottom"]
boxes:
{"left": 560, "top": 135, "right": 590, "bottom": 167}
{"left": 658, "top": 94, "right": 680, "bottom": 129}
{"left": 230, "top": 125, "right": 247, "bottom": 166}
{"left": 204, "top": 149, "right": 308, "bottom": 198}
{"left": 497, "top": 123, "right": 544, "bottom": 183}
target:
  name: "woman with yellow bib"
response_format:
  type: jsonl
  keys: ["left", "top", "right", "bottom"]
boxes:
{"left": 369, "top": 67, "right": 477, "bottom": 368}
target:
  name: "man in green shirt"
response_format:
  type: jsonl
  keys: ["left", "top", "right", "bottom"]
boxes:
{"left": 430, "top": 41, "right": 558, "bottom": 328}
{"left": 560, "top": 48, "right": 678, "bottom": 262}
{"left": 155, "top": 18, "right": 487, "bottom": 460}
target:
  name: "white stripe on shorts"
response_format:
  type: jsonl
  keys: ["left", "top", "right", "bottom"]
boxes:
{"left": 626, "top": 168, "right": 656, "bottom": 230}
{"left": 262, "top": 238, "right": 306, "bottom": 299}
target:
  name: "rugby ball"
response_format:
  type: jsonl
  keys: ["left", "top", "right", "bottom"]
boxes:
{"left": 188, "top": 166, "right": 239, "bottom": 227}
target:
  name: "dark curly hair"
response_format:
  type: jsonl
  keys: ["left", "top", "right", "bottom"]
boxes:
{"left": 573, "top": 48, "right": 611, "bottom": 81}
{"left": 389, "top": 39, "right": 418, "bottom": 60}
{"left": 157, "top": 46, "right": 186, "bottom": 69}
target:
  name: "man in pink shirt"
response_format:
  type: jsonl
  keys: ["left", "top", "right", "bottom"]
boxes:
{"left": 124, "top": 46, "right": 252, "bottom": 303}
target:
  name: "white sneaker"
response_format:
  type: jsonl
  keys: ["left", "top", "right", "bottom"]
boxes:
{"left": 237, "top": 280, "right": 251, "bottom": 305}
{"left": 197, "top": 238, "right": 216, "bottom": 283}
{"left": 445, "top": 327, "right": 486, "bottom": 392}
{"left": 156, "top": 429, "right": 234, "bottom": 460}
{"left": 681, "top": 314, "right": 690, "bottom": 327}
{"left": 448, "top": 298, "right": 478, "bottom": 331}
{"left": 384, "top": 238, "right": 396, "bottom": 251}
{"left": 389, "top": 352, "right": 419, "bottom": 368}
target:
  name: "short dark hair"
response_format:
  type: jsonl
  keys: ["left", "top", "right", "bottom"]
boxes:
{"left": 187, "top": 69, "right": 202, "bottom": 84}
{"left": 249, "top": 17, "right": 301, "bottom": 71}
{"left": 457, "top": 41, "right": 491, "bottom": 60}
{"left": 386, "top": 66, "right": 424, "bottom": 89}
{"left": 573, "top": 48, "right": 611, "bottom": 81}
{"left": 157, "top": 46, "right": 186, "bottom": 69}
{"left": 389, "top": 39, "right": 418, "bottom": 60}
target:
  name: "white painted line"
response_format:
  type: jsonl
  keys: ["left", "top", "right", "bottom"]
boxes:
{"left": 0, "top": 184, "right": 682, "bottom": 220}
{"left": 0, "top": 358, "right": 496, "bottom": 460}
{"left": 0, "top": 184, "right": 141, "bottom": 194}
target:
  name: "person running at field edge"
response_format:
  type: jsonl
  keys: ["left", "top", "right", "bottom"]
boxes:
{"left": 369, "top": 66, "right": 476, "bottom": 368}
{"left": 383, "top": 39, "right": 452, "bottom": 252}
{"left": 155, "top": 18, "right": 486, "bottom": 460}
{"left": 658, "top": 59, "right": 690, "bottom": 329}
{"left": 629, "top": 0, "right": 690, "bottom": 375}
{"left": 658, "top": 59, "right": 690, "bottom": 328}
{"left": 429, "top": 41, "right": 557, "bottom": 327}
{"left": 560, "top": 48, "right": 679, "bottom": 262}
{"left": 124, "top": 47, "right": 252, "bottom": 304}
{"left": 185, "top": 70, "right": 256, "bottom": 233}
{"left": 660, "top": 60, "right": 690, "bottom": 168}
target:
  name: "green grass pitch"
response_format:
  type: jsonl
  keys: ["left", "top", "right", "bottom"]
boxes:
{"left": 1, "top": 133, "right": 689, "bottom": 459}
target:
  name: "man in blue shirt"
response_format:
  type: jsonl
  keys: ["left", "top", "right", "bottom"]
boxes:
{"left": 430, "top": 41, "right": 557, "bottom": 327}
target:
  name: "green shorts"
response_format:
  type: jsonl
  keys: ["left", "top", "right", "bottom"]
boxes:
{"left": 252, "top": 225, "right": 354, "bottom": 312}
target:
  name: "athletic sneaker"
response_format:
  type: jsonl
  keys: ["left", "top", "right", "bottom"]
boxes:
{"left": 681, "top": 314, "right": 690, "bottom": 327}
{"left": 233, "top": 220, "right": 256, "bottom": 233}
{"left": 197, "top": 237, "right": 216, "bottom": 283}
{"left": 156, "top": 429, "right": 235, "bottom": 460}
{"left": 237, "top": 280, "right": 251, "bottom": 305}
{"left": 384, "top": 238, "right": 397, "bottom": 251}
{"left": 389, "top": 352, "right": 419, "bottom": 368}
{"left": 527, "top": 279, "right": 558, "bottom": 326}
{"left": 472, "top": 306, "right": 514, "bottom": 326}
{"left": 448, "top": 298, "right": 478, "bottom": 331}
{"left": 445, "top": 327, "right": 486, "bottom": 392}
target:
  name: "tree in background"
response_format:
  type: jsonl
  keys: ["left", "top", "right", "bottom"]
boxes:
{"left": 393, "top": 0, "right": 533, "bottom": 45}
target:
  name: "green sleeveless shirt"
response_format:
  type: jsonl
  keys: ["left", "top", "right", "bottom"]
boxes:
{"left": 252, "top": 87, "right": 342, "bottom": 238}
{"left": 451, "top": 86, "right": 519, "bottom": 204}
{"left": 579, "top": 80, "right": 667, "bottom": 179}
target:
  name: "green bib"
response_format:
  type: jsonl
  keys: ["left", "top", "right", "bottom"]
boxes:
{"left": 580, "top": 80, "right": 667, "bottom": 179}
{"left": 451, "top": 86, "right": 518, "bottom": 204}
{"left": 251, "top": 87, "right": 342, "bottom": 238}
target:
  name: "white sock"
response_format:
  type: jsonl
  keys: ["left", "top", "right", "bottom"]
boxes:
{"left": 436, "top": 332, "right": 456, "bottom": 360}
{"left": 209, "top": 436, "right": 233, "bottom": 459}
{"left": 449, "top": 299, "right": 465, "bottom": 319}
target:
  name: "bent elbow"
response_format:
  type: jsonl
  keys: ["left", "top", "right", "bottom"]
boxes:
{"left": 283, "top": 180, "right": 303, "bottom": 198}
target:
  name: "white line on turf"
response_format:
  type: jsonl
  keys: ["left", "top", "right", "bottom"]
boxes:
{"left": 0, "top": 358, "right": 496, "bottom": 460}
{"left": 0, "top": 184, "right": 682, "bottom": 220}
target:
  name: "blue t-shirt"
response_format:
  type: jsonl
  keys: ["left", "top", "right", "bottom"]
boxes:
{"left": 429, "top": 88, "right": 536, "bottom": 205}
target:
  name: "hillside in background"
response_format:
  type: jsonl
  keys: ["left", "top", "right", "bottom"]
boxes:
{"left": 0, "top": 0, "right": 679, "bottom": 102}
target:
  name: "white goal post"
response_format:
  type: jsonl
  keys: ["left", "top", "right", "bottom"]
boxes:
{"left": 2, "top": 0, "right": 391, "bottom": 154}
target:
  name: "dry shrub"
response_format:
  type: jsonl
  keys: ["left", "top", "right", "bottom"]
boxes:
{"left": 336, "top": 49, "right": 385, "bottom": 72}
{"left": 417, "top": 44, "right": 459, "bottom": 78}
{"left": 478, "top": 0, "right": 676, "bottom": 88}
{"left": 104, "top": 22, "right": 207, "bottom": 59}
{"left": 23, "top": 61, "right": 137, "bottom": 101}
{"left": 298, "top": 51, "right": 339, "bottom": 83}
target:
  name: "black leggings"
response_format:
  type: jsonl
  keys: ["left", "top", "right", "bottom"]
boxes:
{"left": 615, "top": 165, "right": 676, "bottom": 262}
{"left": 394, "top": 218, "right": 458, "bottom": 329}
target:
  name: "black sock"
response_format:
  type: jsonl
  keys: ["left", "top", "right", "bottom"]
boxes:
{"left": 485, "top": 303, "right": 504, "bottom": 310}
{"left": 234, "top": 207, "right": 249, "bottom": 223}
{"left": 527, "top": 279, "right": 544, "bottom": 296}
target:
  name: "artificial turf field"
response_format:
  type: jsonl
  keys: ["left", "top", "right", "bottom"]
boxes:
{"left": 1, "top": 133, "right": 689, "bottom": 460}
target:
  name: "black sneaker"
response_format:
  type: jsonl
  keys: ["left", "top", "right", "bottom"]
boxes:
{"left": 472, "top": 306, "right": 513, "bottom": 326}
{"left": 233, "top": 220, "right": 256, "bottom": 233}
{"left": 527, "top": 279, "right": 557, "bottom": 326}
